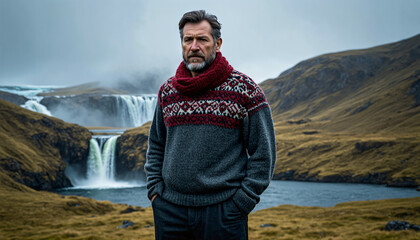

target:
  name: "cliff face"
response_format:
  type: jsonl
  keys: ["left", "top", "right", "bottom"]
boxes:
{"left": 260, "top": 34, "right": 420, "bottom": 186}
{"left": 115, "top": 122, "right": 151, "bottom": 180}
{"left": 0, "top": 90, "right": 28, "bottom": 105}
{"left": 40, "top": 94, "right": 120, "bottom": 127}
{"left": 0, "top": 99, "right": 91, "bottom": 190}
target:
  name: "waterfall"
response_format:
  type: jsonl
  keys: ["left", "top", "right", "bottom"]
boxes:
{"left": 84, "top": 135, "right": 119, "bottom": 187}
{"left": 67, "top": 134, "right": 143, "bottom": 188}
{"left": 101, "top": 136, "right": 118, "bottom": 180}
{"left": 0, "top": 85, "right": 53, "bottom": 116}
{"left": 115, "top": 95, "right": 157, "bottom": 127}
{"left": 87, "top": 138, "right": 102, "bottom": 180}
{"left": 20, "top": 98, "right": 52, "bottom": 116}
{"left": 1, "top": 85, "right": 157, "bottom": 127}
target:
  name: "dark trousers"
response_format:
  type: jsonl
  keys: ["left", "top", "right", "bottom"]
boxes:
{"left": 152, "top": 196, "right": 248, "bottom": 240}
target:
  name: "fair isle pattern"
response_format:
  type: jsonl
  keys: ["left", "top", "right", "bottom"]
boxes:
{"left": 159, "top": 70, "right": 269, "bottom": 128}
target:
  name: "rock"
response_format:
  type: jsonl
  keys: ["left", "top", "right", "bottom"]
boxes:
{"left": 119, "top": 220, "right": 135, "bottom": 229}
{"left": 260, "top": 224, "right": 274, "bottom": 228}
{"left": 0, "top": 90, "right": 28, "bottom": 105}
{"left": 409, "top": 77, "right": 420, "bottom": 107}
{"left": 302, "top": 131, "right": 319, "bottom": 135}
{"left": 40, "top": 95, "right": 120, "bottom": 127}
{"left": 120, "top": 207, "right": 143, "bottom": 214}
{"left": 411, "top": 224, "right": 420, "bottom": 231}
{"left": 115, "top": 123, "right": 151, "bottom": 181}
{"left": 272, "top": 170, "right": 295, "bottom": 180}
{"left": 387, "top": 179, "right": 418, "bottom": 188}
{"left": 350, "top": 101, "right": 372, "bottom": 115}
{"left": 354, "top": 141, "right": 394, "bottom": 152}
{"left": 385, "top": 220, "right": 410, "bottom": 231}
{"left": 287, "top": 119, "right": 311, "bottom": 125}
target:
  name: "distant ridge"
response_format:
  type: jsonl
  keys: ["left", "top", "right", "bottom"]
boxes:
{"left": 39, "top": 82, "right": 130, "bottom": 96}
{"left": 261, "top": 33, "right": 420, "bottom": 134}
{"left": 259, "top": 34, "right": 420, "bottom": 186}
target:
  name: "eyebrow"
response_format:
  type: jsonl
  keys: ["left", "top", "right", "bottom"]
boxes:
{"left": 183, "top": 34, "right": 211, "bottom": 39}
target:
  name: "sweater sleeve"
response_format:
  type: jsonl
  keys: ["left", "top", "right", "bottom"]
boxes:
{"left": 144, "top": 104, "right": 166, "bottom": 200}
{"left": 232, "top": 89, "right": 277, "bottom": 215}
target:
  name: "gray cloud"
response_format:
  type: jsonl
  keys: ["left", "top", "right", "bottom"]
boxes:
{"left": 1, "top": 0, "right": 420, "bottom": 89}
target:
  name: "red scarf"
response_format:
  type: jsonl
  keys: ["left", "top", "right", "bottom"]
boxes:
{"left": 172, "top": 52, "right": 233, "bottom": 95}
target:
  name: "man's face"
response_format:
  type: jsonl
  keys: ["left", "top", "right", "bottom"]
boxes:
{"left": 182, "top": 20, "right": 222, "bottom": 74}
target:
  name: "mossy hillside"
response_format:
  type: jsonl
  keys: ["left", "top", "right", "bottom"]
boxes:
{"left": 0, "top": 99, "right": 91, "bottom": 190}
{"left": 261, "top": 34, "right": 420, "bottom": 133}
{"left": 116, "top": 122, "right": 151, "bottom": 176}
{"left": 258, "top": 34, "right": 420, "bottom": 186}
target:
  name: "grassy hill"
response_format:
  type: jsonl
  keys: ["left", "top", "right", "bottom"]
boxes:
{"left": 260, "top": 34, "right": 420, "bottom": 186}
{"left": 0, "top": 99, "right": 91, "bottom": 190}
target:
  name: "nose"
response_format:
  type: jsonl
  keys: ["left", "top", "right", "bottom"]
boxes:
{"left": 191, "top": 39, "right": 200, "bottom": 51}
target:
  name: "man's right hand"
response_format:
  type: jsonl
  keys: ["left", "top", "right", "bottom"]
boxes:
{"left": 151, "top": 194, "right": 158, "bottom": 204}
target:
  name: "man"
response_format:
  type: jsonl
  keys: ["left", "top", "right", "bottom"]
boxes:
{"left": 145, "top": 10, "right": 276, "bottom": 240}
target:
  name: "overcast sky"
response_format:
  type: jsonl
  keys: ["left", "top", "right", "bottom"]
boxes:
{"left": 1, "top": 0, "right": 419, "bottom": 89}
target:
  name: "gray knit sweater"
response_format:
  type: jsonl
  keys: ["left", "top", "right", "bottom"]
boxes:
{"left": 145, "top": 70, "right": 276, "bottom": 214}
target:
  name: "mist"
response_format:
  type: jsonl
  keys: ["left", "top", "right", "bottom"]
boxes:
{"left": 1, "top": 0, "right": 420, "bottom": 89}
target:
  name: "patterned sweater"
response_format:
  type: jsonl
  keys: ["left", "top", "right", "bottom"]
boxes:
{"left": 145, "top": 70, "right": 276, "bottom": 214}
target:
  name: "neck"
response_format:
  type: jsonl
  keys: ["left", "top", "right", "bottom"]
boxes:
{"left": 190, "top": 70, "right": 202, "bottom": 77}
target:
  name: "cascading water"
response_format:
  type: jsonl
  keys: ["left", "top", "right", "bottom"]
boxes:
{"left": 1, "top": 85, "right": 157, "bottom": 127}
{"left": 0, "top": 85, "right": 54, "bottom": 116}
{"left": 84, "top": 135, "right": 119, "bottom": 187}
{"left": 71, "top": 135, "right": 143, "bottom": 188}
{"left": 20, "top": 97, "right": 52, "bottom": 116}
{"left": 116, "top": 95, "right": 157, "bottom": 127}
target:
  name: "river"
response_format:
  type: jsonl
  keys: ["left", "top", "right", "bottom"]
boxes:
{"left": 55, "top": 180, "right": 419, "bottom": 212}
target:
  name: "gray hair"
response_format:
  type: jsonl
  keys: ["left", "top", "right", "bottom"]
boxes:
{"left": 178, "top": 10, "right": 221, "bottom": 43}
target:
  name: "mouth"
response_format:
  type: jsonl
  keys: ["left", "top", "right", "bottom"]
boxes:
{"left": 188, "top": 53, "right": 205, "bottom": 58}
{"left": 188, "top": 56, "right": 204, "bottom": 63}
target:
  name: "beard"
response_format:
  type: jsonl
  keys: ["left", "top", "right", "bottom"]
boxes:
{"left": 184, "top": 45, "right": 217, "bottom": 72}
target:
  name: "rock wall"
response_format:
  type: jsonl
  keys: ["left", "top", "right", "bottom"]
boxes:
{"left": 40, "top": 95, "right": 120, "bottom": 127}
{"left": 115, "top": 122, "right": 151, "bottom": 181}
{"left": 0, "top": 90, "right": 28, "bottom": 105}
{"left": 0, "top": 99, "right": 91, "bottom": 190}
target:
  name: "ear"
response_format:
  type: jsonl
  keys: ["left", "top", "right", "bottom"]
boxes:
{"left": 216, "top": 38, "right": 222, "bottom": 52}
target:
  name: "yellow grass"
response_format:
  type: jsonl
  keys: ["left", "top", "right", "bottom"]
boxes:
{"left": 0, "top": 171, "right": 419, "bottom": 240}
{"left": 249, "top": 197, "right": 420, "bottom": 240}
{"left": 273, "top": 120, "right": 420, "bottom": 185}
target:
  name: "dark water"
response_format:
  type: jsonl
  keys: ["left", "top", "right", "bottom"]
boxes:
{"left": 55, "top": 180, "right": 420, "bottom": 212}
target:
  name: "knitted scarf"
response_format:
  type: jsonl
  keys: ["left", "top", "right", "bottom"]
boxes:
{"left": 172, "top": 52, "right": 233, "bottom": 95}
